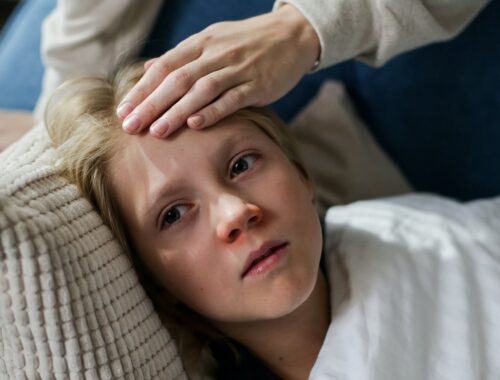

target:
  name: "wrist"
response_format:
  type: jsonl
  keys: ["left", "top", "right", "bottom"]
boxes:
{"left": 276, "top": 3, "right": 321, "bottom": 71}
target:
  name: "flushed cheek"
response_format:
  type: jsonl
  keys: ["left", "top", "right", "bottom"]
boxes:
{"left": 162, "top": 256, "right": 255, "bottom": 321}
{"left": 155, "top": 248, "right": 238, "bottom": 316}
{"left": 152, "top": 248, "right": 203, "bottom": 296}
{"left": 181, "top": 277, "right": 242, "bottom": 321}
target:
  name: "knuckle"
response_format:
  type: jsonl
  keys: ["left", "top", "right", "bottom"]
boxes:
{"left": 199, "top": 32, "right": 213, "bottom": 45}
{"left": 153, "top": 60, "right": 173, "bottom": 77}
{"left": 226, "top": 88, "right": 245, "bottom": 107}
{"left": 172, "top": 71, "right": 193, "bottom": 92}
{"left": 178, "top": 33, "right": 196, "bottom": 47}
{"left": 198, "top": 77, "right": 219, "bottom": 94}
{"left": 206, "top": 105, "right": 221, "bottom": 123}
{"left": 132, "top": 86, "right": 149, "bottom": 103}
{"left": 225, "top": 47, "right": 241, "bottom": 62}
{"left": 188, "top": 31, "right": 212, "bottom": 51}
{"left": 169, "top": 107, "right": 187, "bottom": 125}
{"left": 200, "top": 21, "right": 228, "bottom": 42}
{"left": 203, "top": 22, "right": 220, "bottom": 35}
{"left": 141, "top": 101, "right": 159, "bottom": 118}
{"left": 178, "top": 33, "right": 203, "bottom": 55}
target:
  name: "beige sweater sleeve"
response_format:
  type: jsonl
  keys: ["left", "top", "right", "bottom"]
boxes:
{"left": 274, "top": 0, "right": 490, "bottom": 70}
{"left": 35, "top": 0, "right": 162, "bottom": 120}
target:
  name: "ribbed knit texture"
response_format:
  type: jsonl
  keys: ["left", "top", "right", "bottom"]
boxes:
{"left": 0, "top": 124, "right": 187, "bottom": 379}
{"left": 274, "top": 0, "right": 489, "bottom": 68}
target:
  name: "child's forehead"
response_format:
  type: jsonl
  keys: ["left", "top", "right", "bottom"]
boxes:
{"left": 107, "top": 116, "right": 278, "bottom": 222}
{"left": 192, "top": 115, "right": 266, "bottom": 141}
{"left": 113, "top": 116, "right": 271, "bottom": 169}
{"left": 128, "top": 116, "right": 267, "bottom": 153}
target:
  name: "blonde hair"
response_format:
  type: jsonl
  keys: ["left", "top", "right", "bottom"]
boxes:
{"left": 45, "top": 62, "right": 309, "bottom": 378}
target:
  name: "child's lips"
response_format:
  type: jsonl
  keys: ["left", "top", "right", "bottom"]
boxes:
{"left": 241, "top": 240, "right": 289, "bottom": 278}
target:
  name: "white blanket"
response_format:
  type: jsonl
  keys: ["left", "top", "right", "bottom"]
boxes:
{"left": 314, "top": 194, "right": 500, "bottom": 379}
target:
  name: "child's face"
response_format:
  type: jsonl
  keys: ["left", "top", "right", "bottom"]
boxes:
{"left": 109, "top": 115, "right": 323, "bottom": 324}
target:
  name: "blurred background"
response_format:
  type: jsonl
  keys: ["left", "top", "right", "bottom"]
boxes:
{"left": 0, "top": 0, "right": 18, "bottom": 29}
{"left": 0, "top": 0, "right": 499, "bottom": 199}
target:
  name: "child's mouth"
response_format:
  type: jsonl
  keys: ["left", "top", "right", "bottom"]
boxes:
{"left": 242, "top": 242, "right": 289, "bottom": 279}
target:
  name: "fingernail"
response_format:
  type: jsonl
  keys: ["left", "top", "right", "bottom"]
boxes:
{"left": 117, "top": 101, "right": 133, "bottom": 119}
{"left": 151, "top": 119, "right": 170, "bottom": 137}
{"left": 123, "top": 114, "right": 141, "bottom": 133}
{"left": 188, "top": 115, "right": 204, "bottom": 128}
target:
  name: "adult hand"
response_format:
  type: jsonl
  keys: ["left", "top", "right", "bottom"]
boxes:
{"left": 117, "top": 4, "right": 320, "bottom": 138}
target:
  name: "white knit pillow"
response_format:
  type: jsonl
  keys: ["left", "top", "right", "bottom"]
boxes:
{"left": 0, "top": 123, "right": 186, "bottom": 379}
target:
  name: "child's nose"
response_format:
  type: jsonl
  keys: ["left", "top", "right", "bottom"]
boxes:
{"left": 215, "top": 194, "right": 263, "bottom": 243}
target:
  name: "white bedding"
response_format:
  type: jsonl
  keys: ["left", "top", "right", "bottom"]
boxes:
{"left": 315, "top": 194, "right": 500, "bottom": 379}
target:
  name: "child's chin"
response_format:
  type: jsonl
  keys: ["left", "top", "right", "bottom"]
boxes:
{"left": 261, "top": 286, "right": 317, "bottom": 319}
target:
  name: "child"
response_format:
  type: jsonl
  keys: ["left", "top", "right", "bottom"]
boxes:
{"left": 46, "top": 63, "right": 500, "bottom": 380}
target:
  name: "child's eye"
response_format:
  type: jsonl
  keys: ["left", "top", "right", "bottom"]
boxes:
{"left": 230, "top": 153, "right": 258, "bottom": 178}
{"left": 161, "top": 204, "right": 190, "bottom": 229}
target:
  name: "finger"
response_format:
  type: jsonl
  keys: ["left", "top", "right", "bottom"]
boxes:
{"left": 128, "top": 56, "right": 226, "bottom": 136}
{"left": 150, "top": 68, "right": 244, "bottom": 138}
{"left": 118, "top": 46, "right": 200, "bottom": 123}
{"left": 187, "top": 83, "right": 255, "bottom": 130}
{"left": 144, "top": 58, "right": 159, "bottom": 70}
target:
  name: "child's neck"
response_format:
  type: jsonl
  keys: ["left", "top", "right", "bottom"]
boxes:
{"left": 216, "top": 270, "right": 331, "bottom": 380}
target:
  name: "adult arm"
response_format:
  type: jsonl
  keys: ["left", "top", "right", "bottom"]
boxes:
{"left": 118, "top": 0, "right": 489, "bottom": 138}
{"left": 279, "top": 0, "right": 491, "bottom": 70}
{"left": 34, "top": 0, "right": 162, "bottom": 121}
{"left": 118, "top": 4, "right": 320, "bottom": 137}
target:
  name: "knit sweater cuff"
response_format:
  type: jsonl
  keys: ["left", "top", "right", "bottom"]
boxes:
{"left": 273, "top": 0, "right": 377, "bottom": 71}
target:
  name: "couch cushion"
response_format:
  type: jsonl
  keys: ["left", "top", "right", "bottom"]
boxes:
{"left": 0, "top": 123, "right": 186, "bottom": 379}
